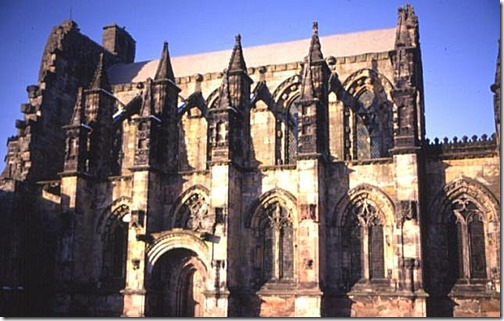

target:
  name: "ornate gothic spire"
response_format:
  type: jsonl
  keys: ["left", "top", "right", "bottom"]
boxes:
{"left": 395, "top": 4, "right": 418, "bottom": 48}
{"left": 300, "top": 21, "right": 326, "bottom": 101}
{"left": 90, "top": 52, "right": 110, "bottom": 90}
{"left": 228, "top": 34, "right": 247, "bottom": 72}
{"left": 155, "top": 41, "right": 175, "bottom": 81}
{"left": 308, "top": 21, "right": 324, "bottom": 62}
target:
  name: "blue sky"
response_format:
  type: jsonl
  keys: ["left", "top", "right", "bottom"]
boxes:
{"left": 0, "top": 0, "right": 500, "bottom": 161}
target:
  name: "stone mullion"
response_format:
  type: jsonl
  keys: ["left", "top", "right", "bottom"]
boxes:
{"left": 459, "top": 222, "right": 470, "bottom": 279}
{"left": 273, "top": 225, "right": 281, "bottom": 280}
{"left": 361, "top": 225, "right": 370, "bottom": 281}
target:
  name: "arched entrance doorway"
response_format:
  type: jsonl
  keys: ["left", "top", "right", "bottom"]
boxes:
{"left": 145, "top": 248, "right": 207, "bottom": 317}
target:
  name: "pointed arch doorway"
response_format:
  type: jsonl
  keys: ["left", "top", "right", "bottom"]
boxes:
{"left": 145, "top": 248, "right": 207, "bottom": 317}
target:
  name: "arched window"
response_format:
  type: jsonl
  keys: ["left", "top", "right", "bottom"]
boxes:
{"left": 447, "top": 195, "right": 487, "bottom": 281}
{"left": 354, "top": 89, "right": 392, "bottom": 159}
{"left": 252, "top": 202, "right": 294, "bottom": 287}
{"left": 342, "top": 197, "right": 385, "bottom": 288}
{"left": 273, "top": 76, "right": 301, "bottom": 165}
{"left": 342, "top": 70, "right": 394, "bottom": 161}
{"left": 426, "top": 178, "right": 500, "bottom": 295}
{"left": 102, "top": 219, "right": 128, "bottom": 288}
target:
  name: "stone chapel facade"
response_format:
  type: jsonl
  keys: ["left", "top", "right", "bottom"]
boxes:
{"left": 0, "top": 5, "right": 500, "bottom": 317}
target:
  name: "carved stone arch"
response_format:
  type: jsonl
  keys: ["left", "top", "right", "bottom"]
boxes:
{"left": 342, "top": 68, "right": 395, "bottom": 104}
{"left": 205, "top": 87, "right": 221, "bottom": 110}
{"left": 246, "top": 188, "right": 298, "bottom": 228}
{"left": 144, "top": 230, "right": 211, "bottom": 317}
{"left": 333, "top": 184, "right": 395, "bottom": 227}
{"left": 96, "top": 196, "right": 132, "bottom": 237}
{"left": 429, "top": 177, "right": 500, "bottom": 224}
{"left": 168, "top": 185, "right": 212, "bottom": 231}
{"left": 272, "top": 74, "right": 302, "bottom": 111}
{"left": 145, "top": 229, "right": 211, "bottom": 274}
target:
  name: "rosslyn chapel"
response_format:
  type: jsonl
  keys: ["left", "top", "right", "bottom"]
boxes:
{"left": 0, "top": 4, "right": 500, "bottom": 317}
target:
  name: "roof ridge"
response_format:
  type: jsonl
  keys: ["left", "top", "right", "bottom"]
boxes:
{"left": 107, "top": 27, "right": 397, "bottom": 84}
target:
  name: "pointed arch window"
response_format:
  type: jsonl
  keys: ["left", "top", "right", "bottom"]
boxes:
{"left": 344, "top": 73, "right": 394, "bottom": 161}
{"left": 252, "top": 202, "right": 294, "bottom": 287}
{"left": 447, "top": 196, "right": 487, "bottom": 282}
{"left": 273, "top": 76, "right": 301, "bottom": 165}
{"left": 102, "top": 218, "right": 128, "bottom": 288}
{"left": 342, "top": 197, "right": 385, "bottom": 287}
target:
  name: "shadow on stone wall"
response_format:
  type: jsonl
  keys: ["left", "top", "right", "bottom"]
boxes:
{"left": 0, "top": 182, "right": 61, "bottom": 316}
{"left": 228, "top": 289, "right": 262, "bottom": 317}
{"left": 321, "top": 294, "right": 354, "bottom": 317}
{"left": 426, "top": 295, "right": 456, "bottom": 317}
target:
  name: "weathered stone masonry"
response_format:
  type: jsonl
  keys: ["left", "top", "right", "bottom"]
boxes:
{"left": 0, "top": 5, "right": 500, "bottom": 317}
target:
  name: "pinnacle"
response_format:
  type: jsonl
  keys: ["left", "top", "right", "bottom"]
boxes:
{"left": 228, "top": 34, "right": 247, "bottom": 72}
{"left": 308, "top": 21, "right": 324, "bottom": 62}
{"left": 90, "top": 52, "right": 110, "bottom": 90}
{"left": 155, "top": 41, "right": 175, "bottom": 81}
{"left": 70, "top": 87, "right": 85, "bottom": 125}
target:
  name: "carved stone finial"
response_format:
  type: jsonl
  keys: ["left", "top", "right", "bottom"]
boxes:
{"left": 235, "top": 34, "right": 241, "bottom": 44}
{"left": 312, "top": 21, "right": 318, "bottom": 35}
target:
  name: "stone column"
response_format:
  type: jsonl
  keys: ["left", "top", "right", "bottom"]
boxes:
{"left": 121, "top": 170, "right": 149, "bottom": 317}
{"left": 393, "top": 151, "right": 427, "bottom": 317}
{"left": 295, "top": 157, "right": 324, "bottom": 317}
{"left": 203, "top": 164, "right": 233, "bottom": 317}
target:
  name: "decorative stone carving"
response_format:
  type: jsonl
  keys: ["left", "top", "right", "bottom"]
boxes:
{"left": 174, "top": 193, "right": 213, "bottom": 233}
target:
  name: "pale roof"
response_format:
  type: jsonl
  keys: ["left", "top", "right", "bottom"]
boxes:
{"left": 108, "top": 27, "right": 396, "bottom": 85}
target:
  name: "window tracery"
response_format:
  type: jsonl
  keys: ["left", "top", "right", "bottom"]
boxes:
{"left": 175, "top": 193, "right": 212, "bottom": 233}
{"left": 342, "top": 196, "right": 385, "bottom": 287}
{"left": 342, "top": 70, "right": 394, "bottom": 161}
{"left": 252, "top": 202, "right": 294, "bottom": 287}
{"left": 447, "top": 195, "right": 487, "bottom": 281}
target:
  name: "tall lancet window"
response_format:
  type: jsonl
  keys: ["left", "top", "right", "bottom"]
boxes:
{"left": 285, "top": 98, "right": 300, "bottom": 164}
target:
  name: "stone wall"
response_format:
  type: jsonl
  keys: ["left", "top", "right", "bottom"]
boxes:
{"left": 0, "top": 6, "right": 500, "bottom": 317}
